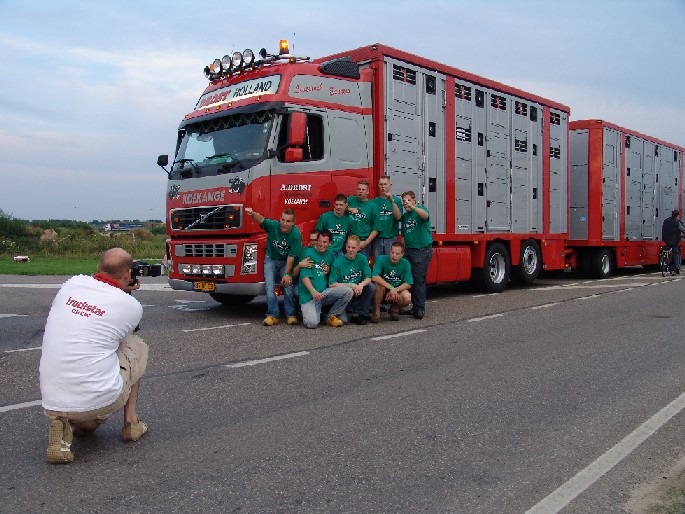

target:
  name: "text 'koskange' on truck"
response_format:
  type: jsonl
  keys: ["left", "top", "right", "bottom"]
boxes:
{"left": 157, "top": 40, "right": 685, "bottom": 303}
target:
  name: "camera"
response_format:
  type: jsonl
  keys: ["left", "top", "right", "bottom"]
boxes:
{"left": 131, "top": 261, "right": 163, "bottom": 280}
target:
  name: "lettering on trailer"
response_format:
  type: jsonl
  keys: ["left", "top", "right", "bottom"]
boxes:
{"left": 195, "top": 75, "right": 281, "bottom": 110}
{"left": 289, "top": 77, "right": 358, "bottom": 107}
{"left": 280, "top": 183, "right": 313, "bottom": 205}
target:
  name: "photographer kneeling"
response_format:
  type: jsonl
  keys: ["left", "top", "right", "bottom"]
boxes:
{"left": 39, "top": 247, "right": 149, "bottom": 464}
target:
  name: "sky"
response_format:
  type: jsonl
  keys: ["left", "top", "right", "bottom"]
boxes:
{"left": 1, "top": 0, "right": 684, "bottom": 222}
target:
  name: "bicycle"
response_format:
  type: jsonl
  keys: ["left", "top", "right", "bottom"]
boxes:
{"left": 660, "top": 245, "right": 677, "bottom": 276}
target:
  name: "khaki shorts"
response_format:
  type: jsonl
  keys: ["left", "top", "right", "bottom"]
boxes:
{"left": 45, "top": 334, "right": 148, "bottom": 422}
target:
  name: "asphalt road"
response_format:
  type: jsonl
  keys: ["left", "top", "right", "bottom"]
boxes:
{"left": 2, "top": 270, "right": 685, "bottom": 513}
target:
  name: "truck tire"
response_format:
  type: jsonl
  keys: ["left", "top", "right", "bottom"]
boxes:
{"left": 590, "top": 249, "right": 613, "bottom": 279}
{"left": 210, "top": 293, "right": 255, "bottom": 305}
{"left": 475, "top": 242, "right": 511, "bottom": 293}
{"left": 513, "top": 239, "right": 541, "bottom": 284}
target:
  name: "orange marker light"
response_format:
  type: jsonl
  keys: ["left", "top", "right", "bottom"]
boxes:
{"left": 279, "top": 40, "right": 289, "bottom": 55}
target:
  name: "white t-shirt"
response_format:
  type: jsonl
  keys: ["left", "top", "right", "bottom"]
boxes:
{"left": 39, "top": 274, "right": 143, "bottom": 412}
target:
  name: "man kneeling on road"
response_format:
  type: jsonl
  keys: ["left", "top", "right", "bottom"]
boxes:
{"left": 329, "top": 235, "right": 376, "bottom": 325}
{"left": 299, "top": 230, "right": 354, "bottom": 328}
{"left": 371, "top": 241, "right": 412, "bottom": 323}
{"left": 39, "top": 248, "right": 149, "bottom": 464}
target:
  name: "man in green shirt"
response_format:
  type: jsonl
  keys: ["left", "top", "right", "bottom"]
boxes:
{"left": 372, "top": 175, "right": 403, "bottom": 260}
{"left": 347, "top": 179, "right": 379, "bottom": 258}
{"left": 299, "top": 230, "right": 353, "bottom": 329}
{"left": 401, "top": 191, "right": 433, "bottom": 320}
{"left": 329, "top": 235, "right": 376, "bottom": 325}
{"left": 315, "top": 194, "right": 350, "bottom": 256}
{"left": 370, "top": 241, "right": 412, "bottom": 323}
{"left": 245, "top": 207, "right": 301, "bottom": 326}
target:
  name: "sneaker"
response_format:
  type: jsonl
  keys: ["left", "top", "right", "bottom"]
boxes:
{"left": 263, "top": 316, "right": 279, "bottom": 326}
{"left": 389, "top": 304, "right": 400, "bottom": 321}
{"left": 327, "top": 315, "right": 344, "bottom": 327}
{"left": 287, "top": 316, "right": 300, "bottom": 325}
{"left": 46, "top": 417, "right": 74, "bottom": 464}
{"left": 369, "top": 312, "right": 381, "bottom": 323}
{"left": 413, "top": 309, "right": 425, "bottom": 320}
{"left": 122, "top": 418, "right": 148, "bottom": 442}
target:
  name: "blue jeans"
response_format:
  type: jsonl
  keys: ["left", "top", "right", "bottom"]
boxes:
{"left": 404, "top": 245, "right": 433, "bottom": 313}
{"left": 301, "top": 287, "right": 354, "bottom": 328}
{"left": 344, "top": 282, "right": 376, "bottom": 320}
{"left": 263, "top": 255, "right": 297, "bottom": 318}
{"left": 670, "top": 244, "right": 681, "bottom": 270}
{"left": 373, "top": 236, "right": 397, "bottom": 260}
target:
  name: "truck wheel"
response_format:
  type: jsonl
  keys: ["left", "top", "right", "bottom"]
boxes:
{"left": 513, "top": 239, "right": 541, "bottom": 284}
{"left": 210, "top": 293, "right": 255, "bottom": 305}
{"left": 475, "top": 242, "right": 511, "bottom": 293}
{"left": 590, "top": 249, "right": 613, "bottom": 279}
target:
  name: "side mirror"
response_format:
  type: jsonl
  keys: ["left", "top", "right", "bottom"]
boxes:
{"left": 284, "top": 148, "right": 303, "bottom": 163}
{"left": 157, "top": 155, "right": 170, "bottom": 176}
{"left": 288, "top": 112, "right": 306, "bottom": 146}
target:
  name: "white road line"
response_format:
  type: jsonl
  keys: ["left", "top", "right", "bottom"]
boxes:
{"left": 4, "top": 346, "right": 40, "bottom": 353}
{"left": 532, "top": 303, "right": 559, "bottom": 310}
{"left": 0, "top": 400, "right": 42, "bottom": 413}
{"left": 183, "top": 322, "right": 251, "bottom": 333}
{"left": 0, "top": 314, "right": 28, "bottom": 318}
{"left": 226, "top": 351, "right": 309, "bottom": 368}
{"left": 468, "top": 313, "right": 504, "bottom": 323}
{"left": 577, "top": 294, "right": 600, "bottom": 301}
{"left": 611, "top": 288, "right": 634, "bottom": 293}
{"left": 175, "top": 300, "right": 207, "bottom": 303}
{"left": 526, "top": 389, "right": 685, "bottom": 514}
{"left": 372, "top": 329, "right": 427, "bottom": 341}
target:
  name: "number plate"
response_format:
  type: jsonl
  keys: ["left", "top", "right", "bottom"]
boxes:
{"left": 193, "top": 281, "right": 216, "bottom": 292}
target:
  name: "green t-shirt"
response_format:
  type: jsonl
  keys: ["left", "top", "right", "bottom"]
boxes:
{"left": 299, "top": 247, "right": 335, "bottom": 304}
{"left": 373, "top": 195, "right": 403, "bottom": 238}
{"left": 347, "top": 196, "right": 378, "bottom": 240}
{"left": 372, "top": 255, "right": 413, "bottom": 288}
{"left": 401, "top": 205, "right": 433, "bottom": 249}
{"left": 329, "top": 253, "right": 371, "bottom": 285}
{"left": 261, "top": 218, "right": 302, "bottom": 260}
{"left": 315, "top": 211, "right": 350, "bottom": 253}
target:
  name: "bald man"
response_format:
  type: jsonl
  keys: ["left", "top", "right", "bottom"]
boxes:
{"left": 40, "top": 248, "right": 149, "bottom": 464}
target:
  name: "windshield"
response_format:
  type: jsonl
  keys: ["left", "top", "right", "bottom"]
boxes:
{"left": 171, "top": 110, "right": 274, "bottom": 179}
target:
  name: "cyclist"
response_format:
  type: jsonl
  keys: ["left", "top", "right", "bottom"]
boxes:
{"left": 661, "top": 209, "right": 685, "bottom": 274}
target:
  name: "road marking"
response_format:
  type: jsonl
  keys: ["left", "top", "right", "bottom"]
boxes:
{"left": 526, "top": 389, "right": 685, "bottom": 514}
{"left": 226, "top": 351, "right": 309, "bottom": 368}
{"left": 0, "top": 314, "right": 28, "bottom": 318}
{"left": 183, "top": 322, "right": 251, "bottom": 333}
{"left": 532, "top": 303, "right": 559, "bottom": 310}
{"left": 0, "top": 400, "right": 42, "bottom": 413}
{"left": 4, "top": 346, "right": 40, "bottom": 353}
{"left": 372, "top": 329, "right": 426, "bottom": 341}
{"left": 175, "top": 300, "right": 207, "bottom": 303}
{"left": 468, "top": 313, "right": 504, "bottom": 322}
{"left": 577, "top": 294, "right": 600, "bottom": 301}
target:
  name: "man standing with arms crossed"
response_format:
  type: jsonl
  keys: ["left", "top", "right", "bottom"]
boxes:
{"left": 401, "top": 191, "right": 433, "bottom": 319}
{"left": 347, "top": 179, "right": 379, "bottom": 258}
{"left": 372, "top": 175, "right": 403, "bottom": 260}
{"left": 245, "top": 207, "right": 302, "bottom": 326}
{"left": 40, "top": 248, "right": 149, "bottom": 464}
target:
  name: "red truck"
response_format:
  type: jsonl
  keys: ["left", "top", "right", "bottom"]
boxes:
{"left": 158, "top": 41, "right": 683, "bottom": 302}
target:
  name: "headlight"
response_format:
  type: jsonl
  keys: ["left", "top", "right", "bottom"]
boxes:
{"left": 221, "top": 55, "right": 232, "bottom": 73}
{"left": 212, "top": 59, "right": 221, "bottom": 73}
{"left": 232, "top": 51, "right": 243, "bottom": 70}
{"left": 243, "top": 49, "right": 255, "bottom": 67}
{"left": 212, "top": 265, "right": 224, "bottom": 275}
{"left": 202, "top": 265, "right": 212, "bottom": 275}
{"left": 191, "top": 264, "right": 202, "bottom": 275}
{"left": 242, "top": 243, "right": 258, "bottom": 275}
{"left": 181, "top": 264, "right": 191, "bottom": 274}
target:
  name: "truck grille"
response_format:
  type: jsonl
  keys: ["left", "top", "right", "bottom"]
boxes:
{"left": 175, "top": 244, "right": 238, "bottom": 258}
{"left": 169, "top": 205, "right": 242, "bottom": 231}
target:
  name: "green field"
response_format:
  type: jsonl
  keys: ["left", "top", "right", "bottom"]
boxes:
{"left": 0, "top": 255, "right": 165, "bottom": 276}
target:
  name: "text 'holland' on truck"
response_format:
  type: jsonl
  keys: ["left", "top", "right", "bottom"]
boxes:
{"left": 157, "top": 40, "right": 685, "bottom": 304}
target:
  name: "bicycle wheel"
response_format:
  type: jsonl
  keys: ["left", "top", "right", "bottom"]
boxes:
{"left": 661, "top": 250, "right": 669, "bottom": 276}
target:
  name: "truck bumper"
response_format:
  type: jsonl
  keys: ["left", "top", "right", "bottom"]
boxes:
{"left": 168, "top": 278, "right": 266, "bottom": 296}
